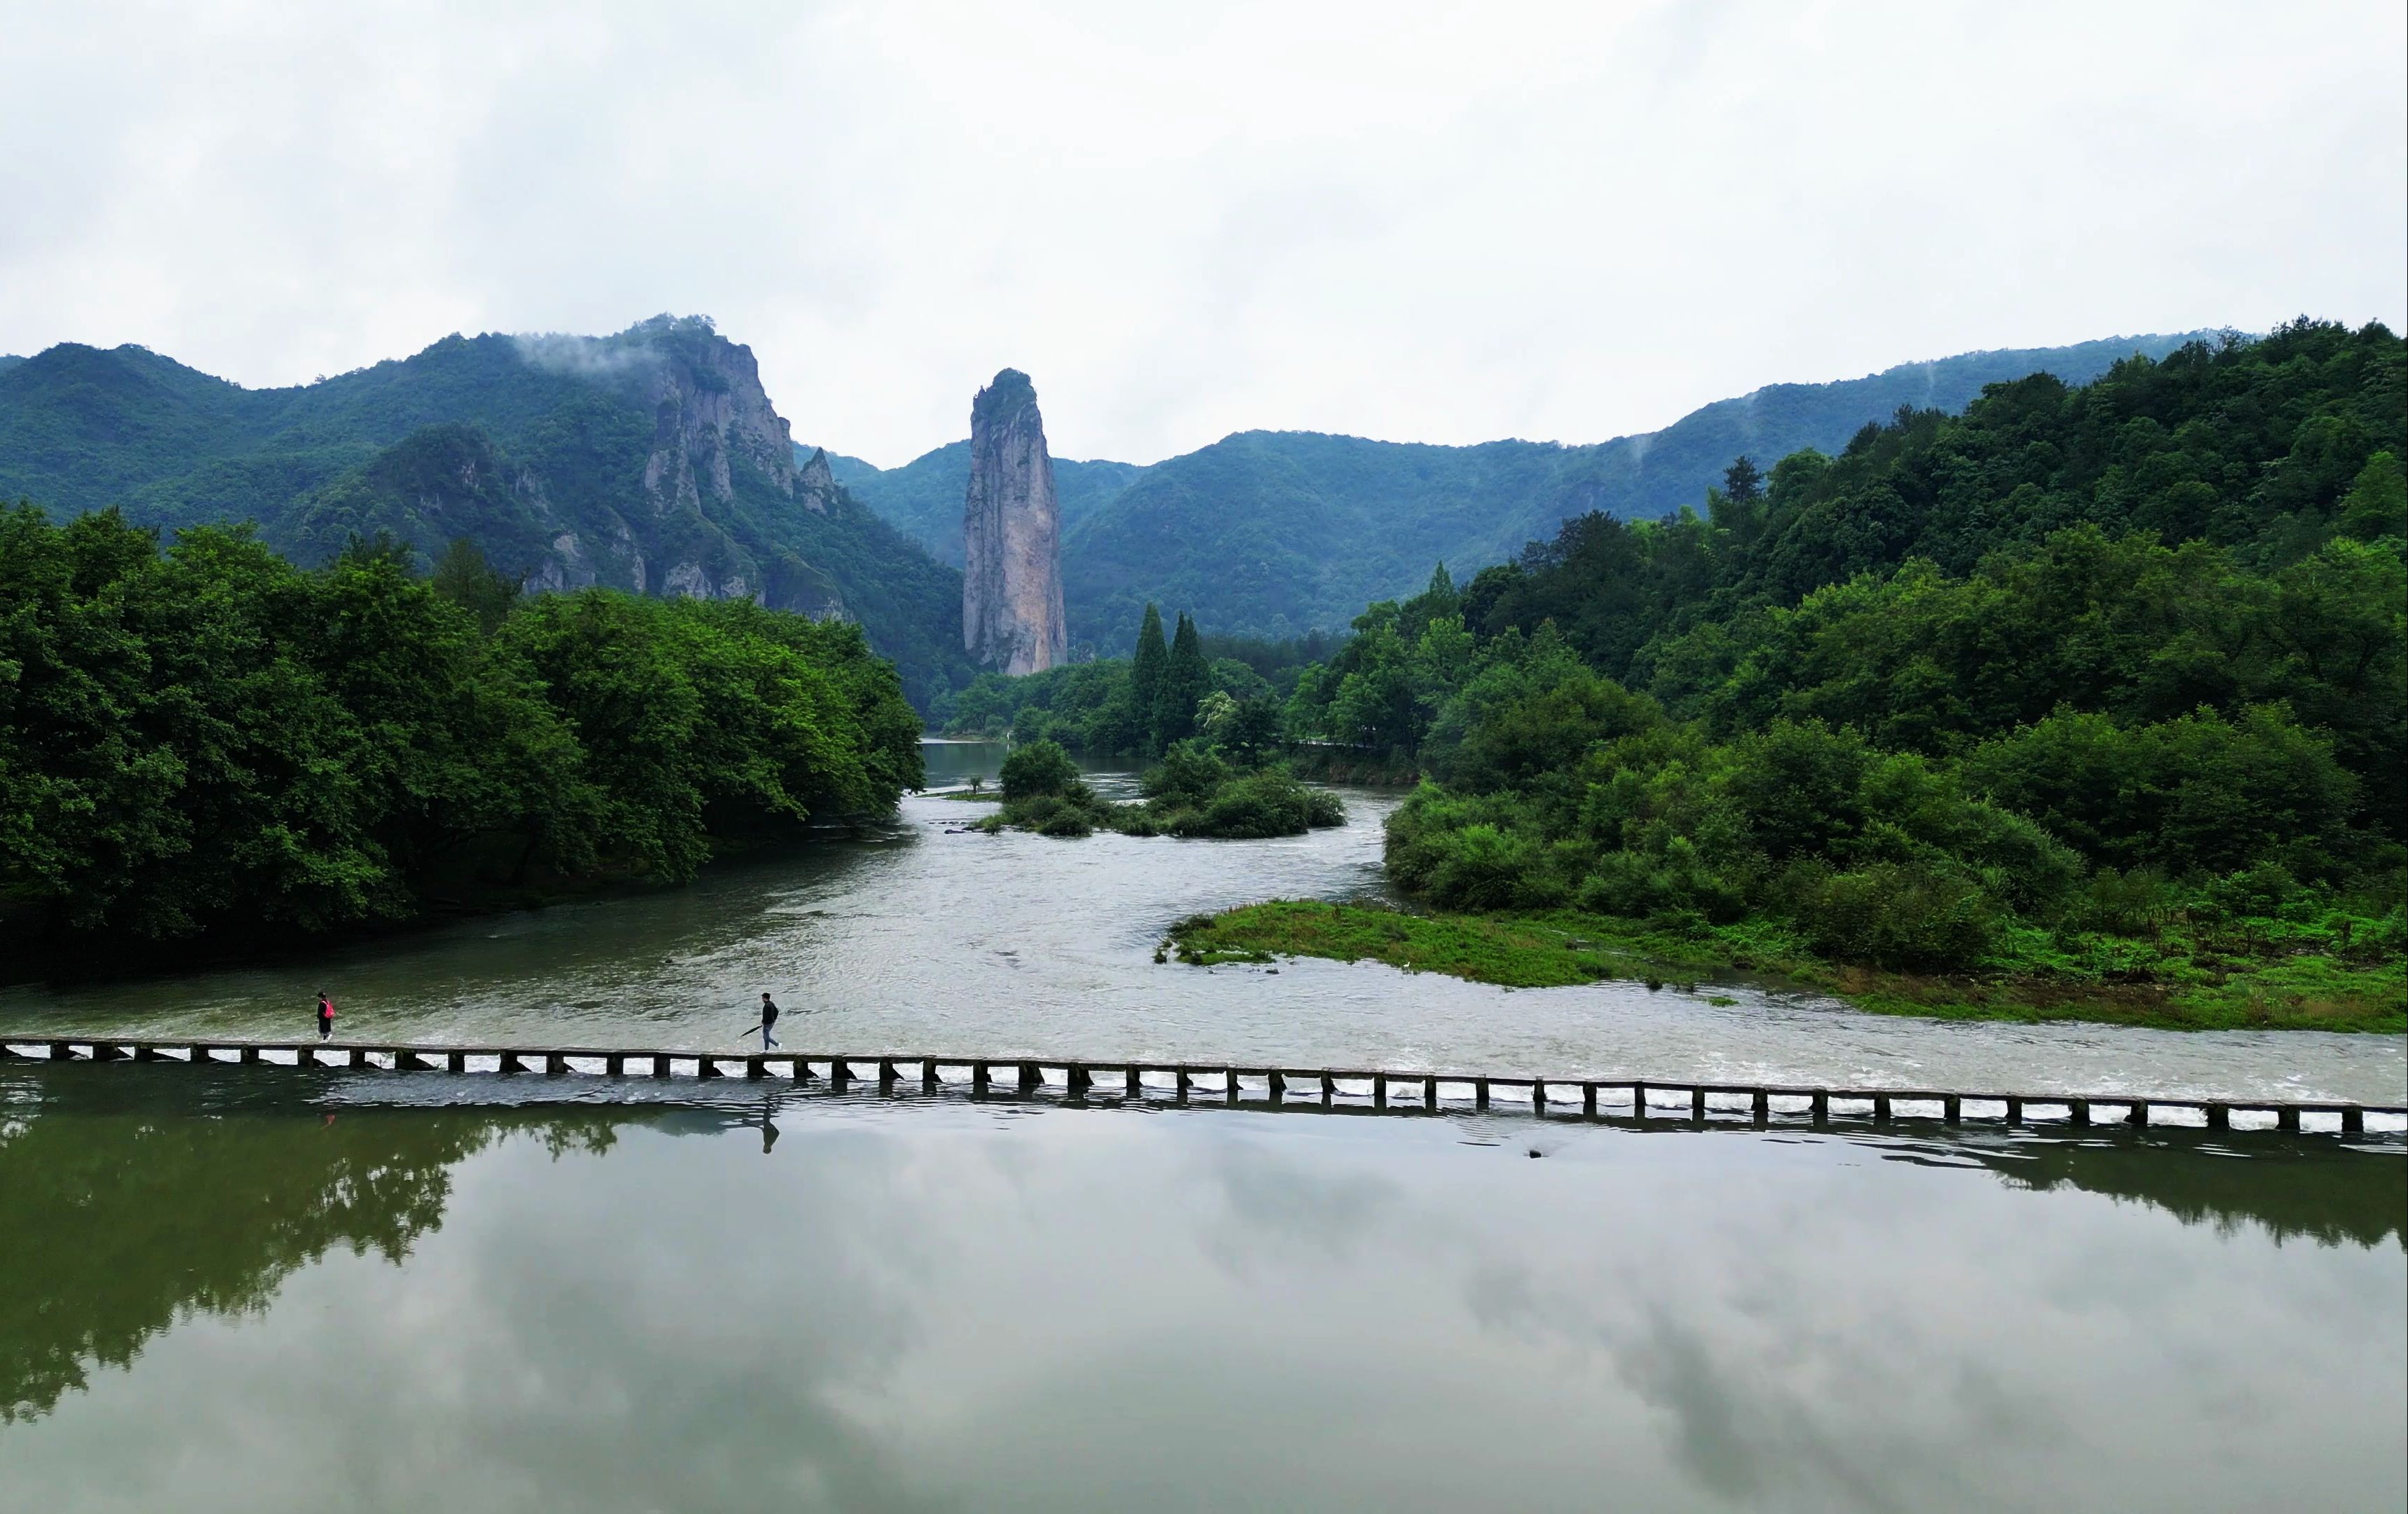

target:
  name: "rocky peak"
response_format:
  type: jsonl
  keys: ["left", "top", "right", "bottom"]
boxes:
{"left": 961, "top": 368, "right": 1067, "bottom": 675}
{"left": 517, "top": 316, "right": 799, "bottom": 516}
{"left": 797, "top": 446, "right": 838, "bottom": 514}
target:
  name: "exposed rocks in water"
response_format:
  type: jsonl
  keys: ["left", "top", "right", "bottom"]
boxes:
{"left": 961, "top": 369, "right": 1067, "bottom": 675}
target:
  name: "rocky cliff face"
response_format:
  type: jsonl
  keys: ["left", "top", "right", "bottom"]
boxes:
{"left": 630, "top": 319, "right": 799, "bottom": 513}
{"left": 504, "top": 317, "right": 849, "bottom": 618}
{"left": 961, "top": 369, "right": 1066, "bottom": 676}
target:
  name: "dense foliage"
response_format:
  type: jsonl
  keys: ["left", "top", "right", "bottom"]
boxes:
{"left": 0, "top": 508, "right": 922, "bottom": 962}
{"left": 977, "top": 737, "right": 1342, "bottom": 841}
{"left": 932, "top": 601, "right": 1289, "bottom": 757}
{"left": 1281, "top": 322, "right": 2406, "bottom": 1009}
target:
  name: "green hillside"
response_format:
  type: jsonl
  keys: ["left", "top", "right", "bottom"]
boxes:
{"left": 1248, "top": 319, "right": 2405, "bottom": 1028}
{"left": 1055, "top": 333, "right": 2212, "bottom": 649}
{"left": 0, "top": 320, "right": 975, "bottom": 708}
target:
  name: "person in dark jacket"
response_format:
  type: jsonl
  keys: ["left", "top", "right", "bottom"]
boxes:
{"left": 757, "top": 993, "right": 780, "bottom": 1051}
{"left": 315, "top": 993, "right": 335, "bottom": 1042}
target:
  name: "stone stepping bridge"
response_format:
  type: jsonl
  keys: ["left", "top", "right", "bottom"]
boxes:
{"left": 7, "top": 1036, "right": 2403, "bottom": 1136}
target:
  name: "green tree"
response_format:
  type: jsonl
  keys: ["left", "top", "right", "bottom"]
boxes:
{"left": 1130, "top": 603, "right": 1168, "bottom": 751}
{"left": 1155, "top": 612, "right": 1211, "bottom": 749}
{"left": 428, "top": 537, "right": 524, "bottom": 634}
{"left": 1000, "top": 739, "right": 1080, "bottom": 800}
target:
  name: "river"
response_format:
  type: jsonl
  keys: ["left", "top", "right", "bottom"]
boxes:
{"left": 3, "top": 742, "right": 2401, "bottom": 1103}
{"left": 0, "top": 1065, "right": 2401, "bottom": 1511}
{"left": 3, "top": 742, "right": 2403, "bottom": 1510}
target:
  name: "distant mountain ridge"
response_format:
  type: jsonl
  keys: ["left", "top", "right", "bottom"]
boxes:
{"left": 0, "top": 318, "right": 972, "bottom": 706}
{"left": 820, "top": 332, "right": 2216, "bottom": 650}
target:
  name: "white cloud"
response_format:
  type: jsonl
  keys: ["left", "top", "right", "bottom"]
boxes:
{"left": 1, "top": 0, "right": 2400, "bottom": 465}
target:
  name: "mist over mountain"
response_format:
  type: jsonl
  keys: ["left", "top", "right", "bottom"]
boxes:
{"left": 824, "top": 332, "right": 2212, "bottom": 650}
{"left": 0, "top": 318, "right": 972, "bottom": 706}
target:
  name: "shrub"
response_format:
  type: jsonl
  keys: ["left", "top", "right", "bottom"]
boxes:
{"left": 1142, "top": 739, "right": 1230, "bottom": 805}
{"left": 1000, "top": 739, "right": 1080, "bottom": 800}
{"left": 1790, "top": 861, "right": 2001, "bottom": 970}
{"left": 1173, "top": 771, "right": 1345, "bottom": 839}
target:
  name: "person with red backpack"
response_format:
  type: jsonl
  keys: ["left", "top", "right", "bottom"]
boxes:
{"left": 315, "top": 993, "right": 335, "bottom": 1042}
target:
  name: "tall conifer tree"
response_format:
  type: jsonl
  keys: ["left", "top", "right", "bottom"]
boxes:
{"left": 1155, "top": 612, "right": 1211, "bottom": 749}
{"left": 1130, "top": 603, "right": 1168, "bottom": 751}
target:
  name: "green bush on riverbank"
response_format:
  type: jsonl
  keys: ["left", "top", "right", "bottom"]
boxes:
{"left": 972, "top": 739, "right": 1344, "bottom": 840}
{"left": 0, "top": 507, "right": 923, "bottom": 960}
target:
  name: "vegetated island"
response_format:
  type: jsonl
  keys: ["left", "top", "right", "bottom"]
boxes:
{"left": 968, "top": 739, "right": 1342, "bottom": 840}
{"left": 1169, "top": 900, "right": 2404, "bottom": 1033}
{"left": 1162, "top": 322, "right": 2408, "bottom": 1034}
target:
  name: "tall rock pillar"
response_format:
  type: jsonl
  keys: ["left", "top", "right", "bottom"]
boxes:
{"left": 961, "top": 368, "right": 1068, "bottom": 675}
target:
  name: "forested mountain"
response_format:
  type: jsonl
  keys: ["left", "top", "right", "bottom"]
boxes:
{"left": 0, "top": 318, "right": 974, "bottom": 707}
{"left": 1264, "top": 320, "right": 2404, "bottom": 1020}
{"left": 822, "top": 332, "right": 2208, "bottom": 651}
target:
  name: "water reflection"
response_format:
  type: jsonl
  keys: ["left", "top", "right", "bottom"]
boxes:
{"left": 3, "top": 1063, "right": 2403, "bottom": 1514}
{"left": 0, "top": 1068, "right": 615, "bottom": 1426}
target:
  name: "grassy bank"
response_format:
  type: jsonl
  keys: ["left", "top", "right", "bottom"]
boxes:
{"left": 1167, "top": 900, "right": 2408, "bottom": 1032}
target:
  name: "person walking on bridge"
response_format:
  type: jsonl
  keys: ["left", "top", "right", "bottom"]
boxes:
{"left": 315, "top": 993, "right": 336, "bottom": 1042}
{"left": 756, "top": 993, "right": 781, "bottom": 1051}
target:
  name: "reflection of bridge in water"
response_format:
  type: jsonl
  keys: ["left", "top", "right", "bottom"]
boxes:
{"left": 11, "top": 1035, "right": 2404, "bottom": 1136}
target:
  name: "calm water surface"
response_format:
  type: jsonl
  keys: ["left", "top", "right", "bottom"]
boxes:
{"left": 5, "top": 742, "right": 2400, "bottom": 1103}
{"left": 1, "top": 1063, "right": 2402, "bottom": 1513}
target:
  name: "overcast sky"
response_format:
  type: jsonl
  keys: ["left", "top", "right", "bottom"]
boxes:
{"left": 3, "top": 1, "right": 2401, "bottom": 467}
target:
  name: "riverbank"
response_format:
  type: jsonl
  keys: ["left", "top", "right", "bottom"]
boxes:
{"left": 1169, "top": 901, "right": 2408, "bottom": 1032}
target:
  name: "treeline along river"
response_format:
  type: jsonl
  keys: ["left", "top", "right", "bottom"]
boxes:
{"left": 3, "top": 744, "right": 2400, "bottom": 1103}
